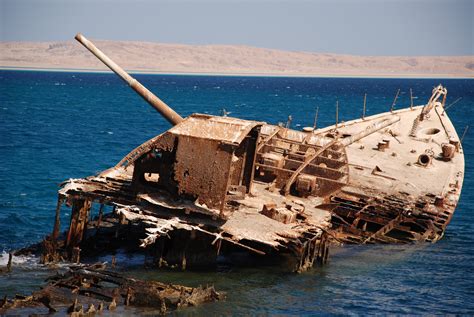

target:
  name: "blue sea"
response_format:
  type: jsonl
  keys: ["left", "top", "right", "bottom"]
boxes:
{"left": 0, "top": 70, "right": 473, "bottom": 315}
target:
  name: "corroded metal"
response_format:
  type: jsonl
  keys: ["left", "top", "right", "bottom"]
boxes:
{"left": 75, "top": 33, "right": 183, "bottom": 126}
{"left": 0, "top": 264, "right": 222, "bottom": 314}
{"left": 29, "top": 35, "right": 464, "bottom": 276}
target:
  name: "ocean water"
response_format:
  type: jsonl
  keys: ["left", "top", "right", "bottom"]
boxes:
{"left": 0, "top": 70, "right": 473, "bottom": 315}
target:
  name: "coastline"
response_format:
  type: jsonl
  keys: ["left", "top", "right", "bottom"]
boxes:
{"left": 2, "top": 40, "right": 472, "bottom": 79}
{"left": 1, "top": 66, "right": 472, "bottom": 79}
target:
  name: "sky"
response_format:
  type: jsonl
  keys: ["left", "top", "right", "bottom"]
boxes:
{"left": 1, "top": 0, "right": 472, "bottom": 56}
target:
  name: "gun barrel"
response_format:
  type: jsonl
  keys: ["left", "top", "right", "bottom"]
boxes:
{"left": 75, "top": 33, "right": 184, "bottom": 126}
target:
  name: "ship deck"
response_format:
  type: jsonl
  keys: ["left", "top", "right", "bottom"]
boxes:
{"left": 317, "top": 104, "right": 464, "bottom": 243}
{"left": 56, "top": 165, "right": 331, "bottom": 272}
{"left": 330, "top": 105, "right": 464, "bottom": 198}
{"left": 49, "top": 99, "right": 464, "bottom": 267}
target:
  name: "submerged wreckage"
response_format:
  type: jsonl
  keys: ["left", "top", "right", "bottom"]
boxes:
{"left": 40, "top": 34, "right": 464, "bottom": 275}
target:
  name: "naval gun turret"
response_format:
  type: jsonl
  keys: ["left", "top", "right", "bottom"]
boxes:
{"left": 75, "top": 33, "right": 183, "bottom": 126}
{"left": 76, "top": 34, "right": 264, "bottom": 218}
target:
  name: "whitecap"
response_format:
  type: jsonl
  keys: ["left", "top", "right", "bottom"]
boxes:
{"left": 0, "top": 251, "right": 39, "bottom": 267}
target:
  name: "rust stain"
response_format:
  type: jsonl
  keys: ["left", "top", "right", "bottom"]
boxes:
{"left": 17, "top": 36, "right": 463, "bottom": 281}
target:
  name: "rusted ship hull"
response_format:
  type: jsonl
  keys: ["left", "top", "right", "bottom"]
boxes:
{"left": 39, "top": 35, "right": 464, "bottom": 274}
{"left": 52, "top": 102, "right": 463, "bottom": 271}
{"left": 0, "top": 264, "right": 222, "bottom": 315}
{"left": 320, "top": 103, "right": 464, "bottom": 244}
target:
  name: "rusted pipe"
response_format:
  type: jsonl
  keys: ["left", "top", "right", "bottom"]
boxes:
{"left": 74, "top": 33, "right": 184, "bottom": 126}
{"left": 340, "top": 116, "right": 400, "bottom": 147}
{"left": 442, "top": 143, "right": 456, "bottom": 159}
{"left": 449, "top": 138, "right": 460, "bottom": 151}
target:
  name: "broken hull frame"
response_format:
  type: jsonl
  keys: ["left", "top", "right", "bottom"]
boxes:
{"left": 45, "top": 91, "right": 463, "bottom": 272}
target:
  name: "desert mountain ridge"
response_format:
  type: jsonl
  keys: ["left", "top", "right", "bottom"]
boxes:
{"left": 1, "top": 40, "right": 472, "bottom": 77}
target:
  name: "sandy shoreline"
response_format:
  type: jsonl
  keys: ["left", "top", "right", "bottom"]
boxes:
{"left": 1, "top": 66, "right": 471, "bottom": 79}
{"left": 1, "top": 40, "right": 472, "bottom": 78}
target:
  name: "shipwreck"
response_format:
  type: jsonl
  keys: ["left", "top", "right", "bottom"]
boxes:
{"left": 37, "top": 34, "right": 464, "bottom": 275}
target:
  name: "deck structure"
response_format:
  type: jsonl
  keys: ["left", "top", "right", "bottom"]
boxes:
{"left": 0, "top": 264, "right": 222, "bottom": 314}
{"left": 41, "top": 35, "right": 464, "bottom": 273}
{"left": 315, "top": 86, "right": 464, "bottom": 243}
{"left": 54, "top": 114, "right": 333, "bottom": 272}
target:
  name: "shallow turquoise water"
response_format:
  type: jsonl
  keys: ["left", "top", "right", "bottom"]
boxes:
{"left": 0, "top": 71, "right": 473, "bottom": 314}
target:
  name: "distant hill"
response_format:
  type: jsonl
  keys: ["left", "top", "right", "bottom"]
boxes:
{"left": 0, "top": 40, "right": 472, "bottom": 77}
